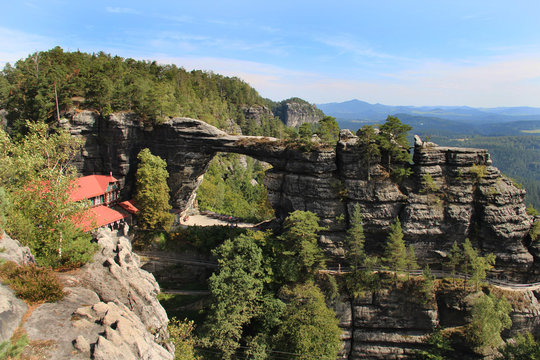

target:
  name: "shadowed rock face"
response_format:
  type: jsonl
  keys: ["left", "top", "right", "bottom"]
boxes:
{"left": 63, "top": 111, "right": 537, "bottom": 280}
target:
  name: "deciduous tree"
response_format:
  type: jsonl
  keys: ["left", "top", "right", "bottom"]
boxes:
{"left": 135, "top": 148, "right": 173, "bottom": 230}
{"left": 0, "top": 121, "right": 95, "bottom": 268}
{"left": 202, "top": 233, "right": 266, "bottom": 359}
{"left": 276, "top": 210, "right": 325, "bottom": 283}
{"left": 273, "top": 283, "right": 341, "bottom": 360}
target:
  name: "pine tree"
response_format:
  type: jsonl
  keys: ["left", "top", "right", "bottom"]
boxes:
{"left": 317, "top": 116, "right": 340, "bottom": 145}
{"left": 347, "top": 203, "right": 366, "bottom": 271}
{"left": 356, "top": 125, "right": 380, "bottom": 181}
{"left": 406, "top": 245, "right": 419, "bottom": 279}
{"left": 420, "top": 265, "right": 436, "bottom": 304}
{"left": 467, "top": 293, "right": 512, "bottom": 350}
{"left": 447, "top": 240, "right": 463, "bottom": 286}
{"left": 377, "top": 116, "right": 412, "bottom": 181}
{"left": 383, "top": 217, "right": 408, "bottom": 283}
{"left": 135, "top": 148, "right": 173, "bottom": 230}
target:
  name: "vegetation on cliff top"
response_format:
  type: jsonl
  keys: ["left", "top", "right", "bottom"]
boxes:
{"left": 0, "top": 47, "right": 290, "bottom": 137}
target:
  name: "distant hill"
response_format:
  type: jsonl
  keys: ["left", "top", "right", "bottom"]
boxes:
{"left": 318, "top": 99, "right": 540, "bottom": 125}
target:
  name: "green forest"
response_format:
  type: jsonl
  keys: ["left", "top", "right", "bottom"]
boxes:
{"left": 0, "top": 46, "right": 285, "bottom": 137}
{"left": 197, "top": 154, "right": 274, "bottom": 223}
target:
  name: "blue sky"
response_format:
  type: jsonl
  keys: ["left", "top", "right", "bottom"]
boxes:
{"left": 3, "top": 0, "right": 540, "bottom": 107}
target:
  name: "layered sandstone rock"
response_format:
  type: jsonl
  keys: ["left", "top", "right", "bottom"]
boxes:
{"left": 334, "top": 285, "right": 540, "bottom": 360}
{"left": 273, "top": 99, "right": 325, "bottom": 127}
{"left": 61, "top": 113, "right": 537, "bottom": 280}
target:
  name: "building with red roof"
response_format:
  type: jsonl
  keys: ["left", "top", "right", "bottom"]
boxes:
{"left": 70, "top": 175, "right": 138, "bottom": 232}
{"left": 70, "top": 174, "right": 120, "bottom": 206}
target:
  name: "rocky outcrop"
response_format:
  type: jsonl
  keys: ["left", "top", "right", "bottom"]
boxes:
{"left": 61, "top": 113, "right": 537, "bottom": 280}
{"left": 0, "top": 233, "right": 31, "bottom": 343}
{"left": 1, "top": 229, "right": 173, "bottom": 360}
{"left": 334, "top": 284, "right": 540, "bottom": 360}
{"left": 0, "top": 234, "right": 29, "bottom": 344}
{"left": 273, "top": 99, "right": 325, "bottom": 127}
{"left": 241, "top": 104, "right": 274, "bottom": 127}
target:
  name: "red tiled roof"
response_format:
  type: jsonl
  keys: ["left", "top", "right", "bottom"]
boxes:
{"left": 70, "top": 175, "right": 117, "bottom": 202}
{"left": 119, "top": 200, "right": 139, "bottom": 214}
{"left": 75, "top": 205, "right": 127, "bottom": 232}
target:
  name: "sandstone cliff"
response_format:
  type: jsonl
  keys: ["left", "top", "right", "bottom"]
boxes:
{"left": 272, "top": 98, "right": 325, "bottom": 127}
{"left": 334, "top": 282, "right": 540, "bottom": 359}
{"left": 60, "top": 112, "right": 537, "bottom": 280}
{"left": 0, "top": 230, "right": 174, "bottom": 360}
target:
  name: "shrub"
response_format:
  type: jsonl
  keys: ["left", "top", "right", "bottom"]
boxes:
{"left": 0, "top": 262, "right": 64, "bottom": 303}
{"left": 469, "top": 164, "right": 487, "bottom": 181}
{"left": 0, "top": 333, "right": 28, "bottom": 359}
{"left": 421, "top": 173, "right": 440, "bottom": 193}
{"left": 168, "top": 317, "right": 199, "bottom": 360}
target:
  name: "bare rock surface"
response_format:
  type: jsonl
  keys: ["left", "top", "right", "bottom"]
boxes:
{"left": 0, "top": 233, "right": 31, "bottom": 343}
{"left": 0, "top": 284, "right": 27, "bottom": 343}
{"left": 0, "top": 232, "right": 34, "bottom": 265}
{"left": 2, "top": 228, "right": 174, "bottom": 360}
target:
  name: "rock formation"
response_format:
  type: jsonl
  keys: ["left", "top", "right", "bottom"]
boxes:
{"left": 60, "top": 112, "right": 537, "bottom": 280}
{"left": 0, "top": 233, "right": 31, "bottom": 343}
{"left": 0, "top": 229, "right": 174, "bottom": 360}
{"left": 272, "top": 98, "right": 325, "bottom": 127}
{"left": 334, "top": 284, "right": 540, "bottom": 359}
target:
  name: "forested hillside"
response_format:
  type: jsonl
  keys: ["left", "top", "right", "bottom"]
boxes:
{"left": 0, "top": 47, "right": 285, "bottom": 137}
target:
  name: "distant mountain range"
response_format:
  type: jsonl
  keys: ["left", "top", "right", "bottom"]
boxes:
{"left": 317, "top": 99, "right": 540, "bottom": 136}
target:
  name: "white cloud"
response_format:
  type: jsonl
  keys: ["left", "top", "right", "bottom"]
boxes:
{"left": 155, "top": 53, "right": 540, "bottom": 107}
{"left": 105, "top": 7, "right": 140, "bottom": 15}
{"left": 316, "top": 34, "right": 413, "bottom": 63}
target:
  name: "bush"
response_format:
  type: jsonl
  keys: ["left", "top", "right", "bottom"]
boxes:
{"left": 0, "top": 333, "right": 28, "bottom": 359}
{"left": 470, "top": 164, "right": 487, "bottom": 181}
{"left": 168, "top": 317, "right": 199, "bottom": 360}
{"left": 0, "top": 262, "right": 64, "bottom": 303}
{"left": 421, "top": 173, "right": 440, "bottom": 193}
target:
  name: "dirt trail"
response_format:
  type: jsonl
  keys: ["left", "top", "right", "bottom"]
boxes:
{"left": 179, "top": 214, "right": 254, "bottom": 228}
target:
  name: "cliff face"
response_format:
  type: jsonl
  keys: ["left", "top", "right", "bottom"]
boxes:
{"left": 0, "top": 230, "right": 174, "bottom": 360}
{"left": 334, "top": 284, "right": 540, "bottom": 359}
{"left": 273, "top": 99, "right": 325, "bottom": 127}
{"left": 62, "top": 112, "right": 537, "bottom": 280}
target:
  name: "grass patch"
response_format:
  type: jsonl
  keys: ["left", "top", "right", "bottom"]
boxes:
{"left": 0, "top": 262, "right": 64, "bottom": 304}
{"left": 487, "top": 286, "right": 530, "bottom": 311}
{"left": 521, "top": 129, "right": 540, "bottom": 134}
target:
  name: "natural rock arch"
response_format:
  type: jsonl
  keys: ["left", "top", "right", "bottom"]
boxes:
{"left": 64, "top": 112, "right": 537, "bottom": 280}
